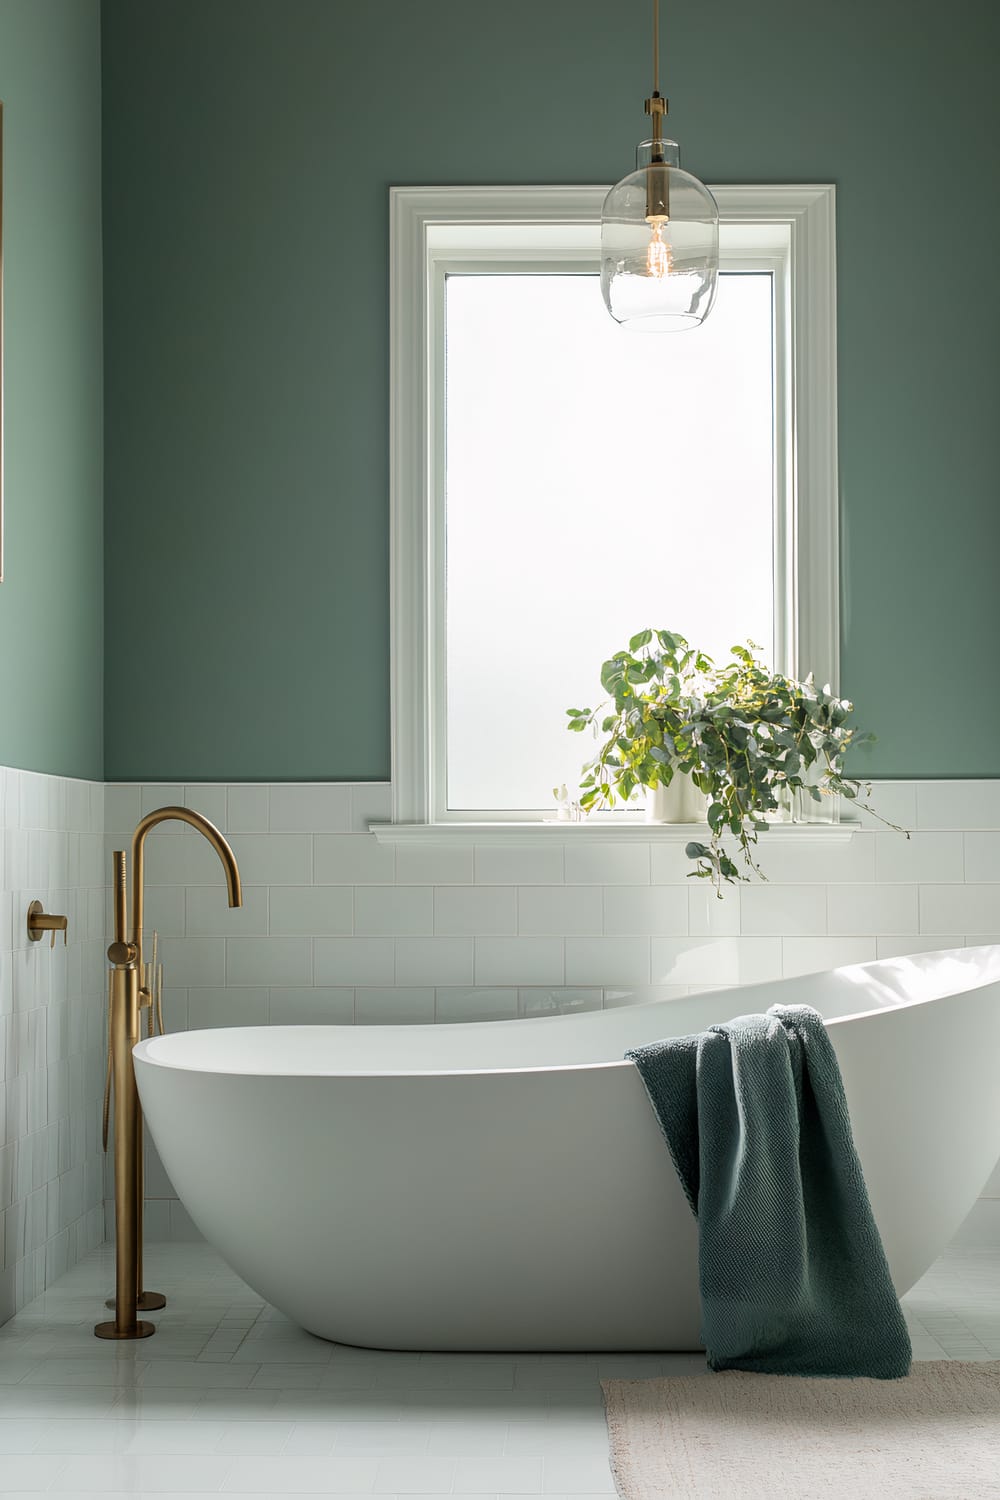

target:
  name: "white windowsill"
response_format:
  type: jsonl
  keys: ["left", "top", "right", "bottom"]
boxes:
{"left": 369, "top": 820, "right": 857, "bottom": 847}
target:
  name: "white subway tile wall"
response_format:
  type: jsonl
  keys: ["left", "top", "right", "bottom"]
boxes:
{"left": 0, "top": 767, "right": 107, "bottom": 1320}
{"left": 99, "top": 780, "right": 1000, "bottom": 1237}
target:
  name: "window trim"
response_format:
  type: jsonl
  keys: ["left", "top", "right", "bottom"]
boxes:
{"left": 388, "top": 184, "right": 839, "bottom": 829}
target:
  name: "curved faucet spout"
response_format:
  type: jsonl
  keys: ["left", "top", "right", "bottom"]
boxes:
{"left": 130, "top": 806, "right": 243, "bottom": 948}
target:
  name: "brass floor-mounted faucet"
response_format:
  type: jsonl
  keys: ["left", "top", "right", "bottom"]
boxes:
{"left": 95, "top": 807, "right": 243, "bottom": 1341}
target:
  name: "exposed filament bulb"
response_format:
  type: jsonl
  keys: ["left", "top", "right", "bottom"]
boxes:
{"left": 645, "top": 215, "right": 674, "bottom": 278}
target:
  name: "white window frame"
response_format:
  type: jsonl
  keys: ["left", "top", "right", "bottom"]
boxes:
{"left": 384, "top": 183, "right": 839, "bottom": 836}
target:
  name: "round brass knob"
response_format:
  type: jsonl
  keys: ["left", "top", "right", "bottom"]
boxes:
{"left": 107, "top": 941, "right": 137, "bottom": 966}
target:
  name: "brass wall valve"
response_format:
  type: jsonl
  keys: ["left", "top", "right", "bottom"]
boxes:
{"left": 27, "top": 901, "right": 68, "bottom": 947}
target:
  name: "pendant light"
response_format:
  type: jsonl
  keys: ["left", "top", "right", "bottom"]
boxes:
{"left": 600, "top": 0, "right": 719, "bottom": 331}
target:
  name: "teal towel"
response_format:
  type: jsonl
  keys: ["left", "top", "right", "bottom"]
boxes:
{"left": 627, "top": 1004, "right": 912, "bottom": 1378}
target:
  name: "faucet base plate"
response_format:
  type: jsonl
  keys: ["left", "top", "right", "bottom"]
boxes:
{"left": 94, "top": 1319, "right": 156, "bottom": 1340}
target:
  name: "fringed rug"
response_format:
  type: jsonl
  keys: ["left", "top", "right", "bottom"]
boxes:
{"left": 602, "top": 1362, "right": 1000, "bottom": 1499}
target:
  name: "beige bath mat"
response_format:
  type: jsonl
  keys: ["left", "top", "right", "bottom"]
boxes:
{"left": 602, "top": 1361, "right": 1000, "bottom": 1498}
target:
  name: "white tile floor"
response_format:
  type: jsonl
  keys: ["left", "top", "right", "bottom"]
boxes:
{"left": 0, "top": 1202, "right": 997, "bottom": 1497}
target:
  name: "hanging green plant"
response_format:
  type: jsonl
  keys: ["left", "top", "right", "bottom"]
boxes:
{"left": 566, "top": 629, "right": 906, "bottom": 887}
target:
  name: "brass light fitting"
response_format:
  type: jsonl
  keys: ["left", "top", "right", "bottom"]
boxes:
{"left": 95, "top": 807, "right": 243, "bottom": 1341}
{"left": 643, "top": 2, "right": 670, "bottom": 267}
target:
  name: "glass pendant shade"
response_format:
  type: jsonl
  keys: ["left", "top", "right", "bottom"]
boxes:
{"left": 601, "top": 139, "right": 719, "bottom": 331}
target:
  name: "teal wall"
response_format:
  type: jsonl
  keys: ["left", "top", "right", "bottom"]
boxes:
{"left": 0, "top": 0, "right": 103, "bottom": 779}
{"left": 102, "top": 0, "right": 1000, "bottom": 781}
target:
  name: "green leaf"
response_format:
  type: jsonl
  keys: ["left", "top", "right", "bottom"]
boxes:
{"left": 629, "top": 628, "right": 653, "bottom": 652}
{"left": 601, "top": 659, "right": 626, "bottom": 693}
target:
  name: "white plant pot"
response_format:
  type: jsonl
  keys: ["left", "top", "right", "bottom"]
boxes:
{"left": 645, "top": 777, "right": 709, "bottom": 825}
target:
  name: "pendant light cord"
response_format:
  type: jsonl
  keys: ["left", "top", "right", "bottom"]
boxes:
{"left": 647, "top": 0, "right": 665, "bottom": 154}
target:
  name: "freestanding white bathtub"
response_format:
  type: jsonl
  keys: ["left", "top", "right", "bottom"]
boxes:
{"left": 134, "top": 946, "right": 1000, "bottom": 1351}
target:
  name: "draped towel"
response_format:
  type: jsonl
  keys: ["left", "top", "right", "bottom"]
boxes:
{"left": 627, "top": 1004, "right": 912, "bottom": 1378}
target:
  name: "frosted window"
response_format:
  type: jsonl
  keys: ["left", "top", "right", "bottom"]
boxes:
{"left": 444, "top": 273, "right": 774, "bottom": 813}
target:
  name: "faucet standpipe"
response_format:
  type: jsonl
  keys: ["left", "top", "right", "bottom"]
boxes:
{"left": 95, "top": 808, "right": 243, "bottom": 1341}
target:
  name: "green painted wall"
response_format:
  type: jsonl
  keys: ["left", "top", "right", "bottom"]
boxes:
{"left": 102, "top": 0, "right": 1000, "bottom": 781}
{"left": 0, "top": 0, "right": 103, "bottom": 779}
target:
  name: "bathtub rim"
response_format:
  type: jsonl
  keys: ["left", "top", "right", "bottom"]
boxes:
{"left": 132, "top": 943, "right": 1000, "bottom": 1080}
